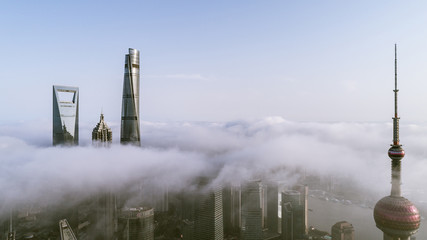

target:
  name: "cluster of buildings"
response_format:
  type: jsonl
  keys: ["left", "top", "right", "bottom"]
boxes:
{"left": 52, "top": 48, "right": 141, "bottom": 146}
{"left": 49, "top": 47, "right": 356, "bottom": 240}
{"left": 2, "top": 46, "right": 421, "bottom": 239}
{"left": 151, "top": 179, "right": 354, "bottom": 240}
{"left": 3, "top": 48, "right": 146, "bottom": 240}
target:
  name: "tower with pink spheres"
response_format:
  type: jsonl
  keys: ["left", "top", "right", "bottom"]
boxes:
{"left": 373, "top": 45, "right": 420, "bottom": 240}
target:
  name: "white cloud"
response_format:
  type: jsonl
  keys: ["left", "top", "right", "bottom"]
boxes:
{"left": 1, "top": 117, "right": 426, "bottom": 215}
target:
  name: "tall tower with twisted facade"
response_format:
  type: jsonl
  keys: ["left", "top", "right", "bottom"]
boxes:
{"left": 120, "top": 48, "right": 141, "bottom": 145}
{"left": 373, "top": 45, "right": 420, "bottom": 240}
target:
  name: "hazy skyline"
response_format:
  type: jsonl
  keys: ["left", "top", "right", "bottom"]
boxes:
{"left": 1, "top": 118, "right": 427, "bottom": 238}
{"left": 1, "top": 118, "right": 426, "bottom": 205}
{"left": 1, "top": 2, "right": 427, "bottom": 238}
{"left": 2, "top": 1, "right": 427, "bottom": 124}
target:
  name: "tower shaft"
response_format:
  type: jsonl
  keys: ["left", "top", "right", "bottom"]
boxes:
{"left": 390, "top": 159, "right": 401, "bottom": 197}
{"left": 393, "top": 44, "right": 399, "bottom": 145}
{"left": 120, "top": 48, "right": 141, "bottom": 145}
{"left": 374, "top": 44, "right": 420, "bottom": 240}
{"left": 389, "top": 44, "right": 403, "bottom": 198}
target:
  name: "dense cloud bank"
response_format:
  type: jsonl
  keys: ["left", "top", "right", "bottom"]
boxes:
{"left": 1, "top": 117, "right": 427, "bottom": 214}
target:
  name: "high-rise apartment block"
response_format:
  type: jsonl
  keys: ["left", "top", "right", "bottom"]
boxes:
{"left": 120, "top": 48, "right": 141, "bottom": 145}
{"left": 331, "top": 221, "right": 354, "bottom": 240}
{"left": 53, "top": 85, "right": 79, "bottom": 146}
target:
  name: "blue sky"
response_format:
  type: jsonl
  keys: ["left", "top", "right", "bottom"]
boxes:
{"left": 2, "top": 1, "right": 427, "bottom": 124}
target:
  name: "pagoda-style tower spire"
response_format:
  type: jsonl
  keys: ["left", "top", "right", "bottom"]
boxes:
{"left": 92, "top": 113, "right": 112, "bottom": 147}
{"left": 374, "top": 44, "right": 420, "bottom": 240}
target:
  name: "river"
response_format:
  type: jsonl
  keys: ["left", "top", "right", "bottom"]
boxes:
{"left": 308, "top": 196, "right": 427, "bottom": 239}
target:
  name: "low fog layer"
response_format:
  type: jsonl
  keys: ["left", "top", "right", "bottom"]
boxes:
{"left": 1, "top": 117, "right": 426, "bottom": 214}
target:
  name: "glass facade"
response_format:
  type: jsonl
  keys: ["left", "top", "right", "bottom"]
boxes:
{"left": 53, "top": 85, "right": 79, "bottom": 146}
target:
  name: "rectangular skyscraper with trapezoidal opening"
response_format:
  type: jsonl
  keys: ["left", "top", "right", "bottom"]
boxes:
{"left": 121, "top": 48, "right": 141, "bottom": 145}
{"left": 53, "top": 85, "right": 79, "bottom": 146}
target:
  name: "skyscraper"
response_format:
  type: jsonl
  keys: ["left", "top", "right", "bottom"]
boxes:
{"left": 266, "top": 181, "right": 279, "bottom": 233}
{"left": 241, "top": 180, "right": 263, "bottom": 240}
{"left": 282, "top": 190, "right": 304, "bottom": 240}
{"left": 292, "top": 184, "right": 308, "bottom": 236}
{"left": 92, "top": 113, "right": 112, "bottom": 146}
{"left": 281, "top": 189, "right": 307, "bottom": 240}
{"left": 96, "top": 192, "right": 117, "bottom": 240}
{"left": 92, "top": 113, "right": 116, "bottom": 239}
{"left": 373, "top": 45, "right": 420, "bottom": 240}
{"left": 118, "top": 207, "right": 154, "bottom": 240}
{"left": 331, "top": 221, "right": 354, "bottom": 240}
{"left": 194, "top": 186, "right": 224, "bottom": 240}
{"left": 120, "top": 48, "right": 141, "bottom": 145}
{"left": 222, "top": 184, "right": 241, "bottom": 235}
{"left": 53, "top": 85, "right": 79, "bottom": 146}
{"left": 281, "top": 201, "right": 293, "bottom": 240}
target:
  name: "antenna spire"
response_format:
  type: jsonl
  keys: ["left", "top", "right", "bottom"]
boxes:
{"left": 393, "top": 44, "right": 400, "bottom": 145}
{"left": 388, "top": 44, "right": 404, "bottom": 197}
{"left": 395, "top": 44, "right": 398, "bottom": 92}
